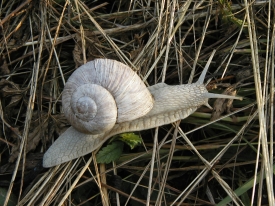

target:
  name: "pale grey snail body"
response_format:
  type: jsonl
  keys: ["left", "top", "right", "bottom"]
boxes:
{"left": 43, "top": 56, "right": 242, "bottom": 167}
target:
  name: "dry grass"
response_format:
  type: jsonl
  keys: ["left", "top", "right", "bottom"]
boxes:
{"left": 0, "top": 0, "right": 274, "bottom": 205}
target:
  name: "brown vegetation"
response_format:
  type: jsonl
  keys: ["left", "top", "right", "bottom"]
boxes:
{"left": 0, "top": 0, "right": 274, "bottom": 205}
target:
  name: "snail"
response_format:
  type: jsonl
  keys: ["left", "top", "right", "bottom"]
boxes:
{"left": 43, "top": 54, "right": 242, "bottom": 167}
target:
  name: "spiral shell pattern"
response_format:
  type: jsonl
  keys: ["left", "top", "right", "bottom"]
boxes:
{"left": 62, "top": 59, "right": 154, "bottom": 134}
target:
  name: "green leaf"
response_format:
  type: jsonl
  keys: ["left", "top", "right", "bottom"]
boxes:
{"left": 96, "top": 141, "right": 124, "bottom": 164}
{"left": 119, "top": 133, "right": 142, "bottom": 149}
{"left": 0, "top": 187, "right": 17, "bottom": 206}
{"left": 216, "top": 164, "right": 275, "bottom": 206}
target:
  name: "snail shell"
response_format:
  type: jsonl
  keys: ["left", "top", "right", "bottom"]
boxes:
{"left": 62, "top": 59, "right": 154, "bottom": 134}
{"left": 43, "top": 52, "right": 242, "bottom": 167}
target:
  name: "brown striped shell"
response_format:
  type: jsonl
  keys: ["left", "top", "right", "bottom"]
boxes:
{"left": 62, "top": 59, "right": 154, "bottom": 134}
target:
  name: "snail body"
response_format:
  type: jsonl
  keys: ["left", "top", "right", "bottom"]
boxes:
{"left": 43, "top": 56, "right": 242, "bottom": 167}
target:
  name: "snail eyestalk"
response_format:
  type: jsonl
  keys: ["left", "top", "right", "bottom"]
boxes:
{"left": 197, "top": 49, "right": 243, "bottom": 101}
{"left": 197, "top": 50, "right": 216, "bottom": 84}
{"left": 203, "top": 92, "right": 243, "bottom": 101}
